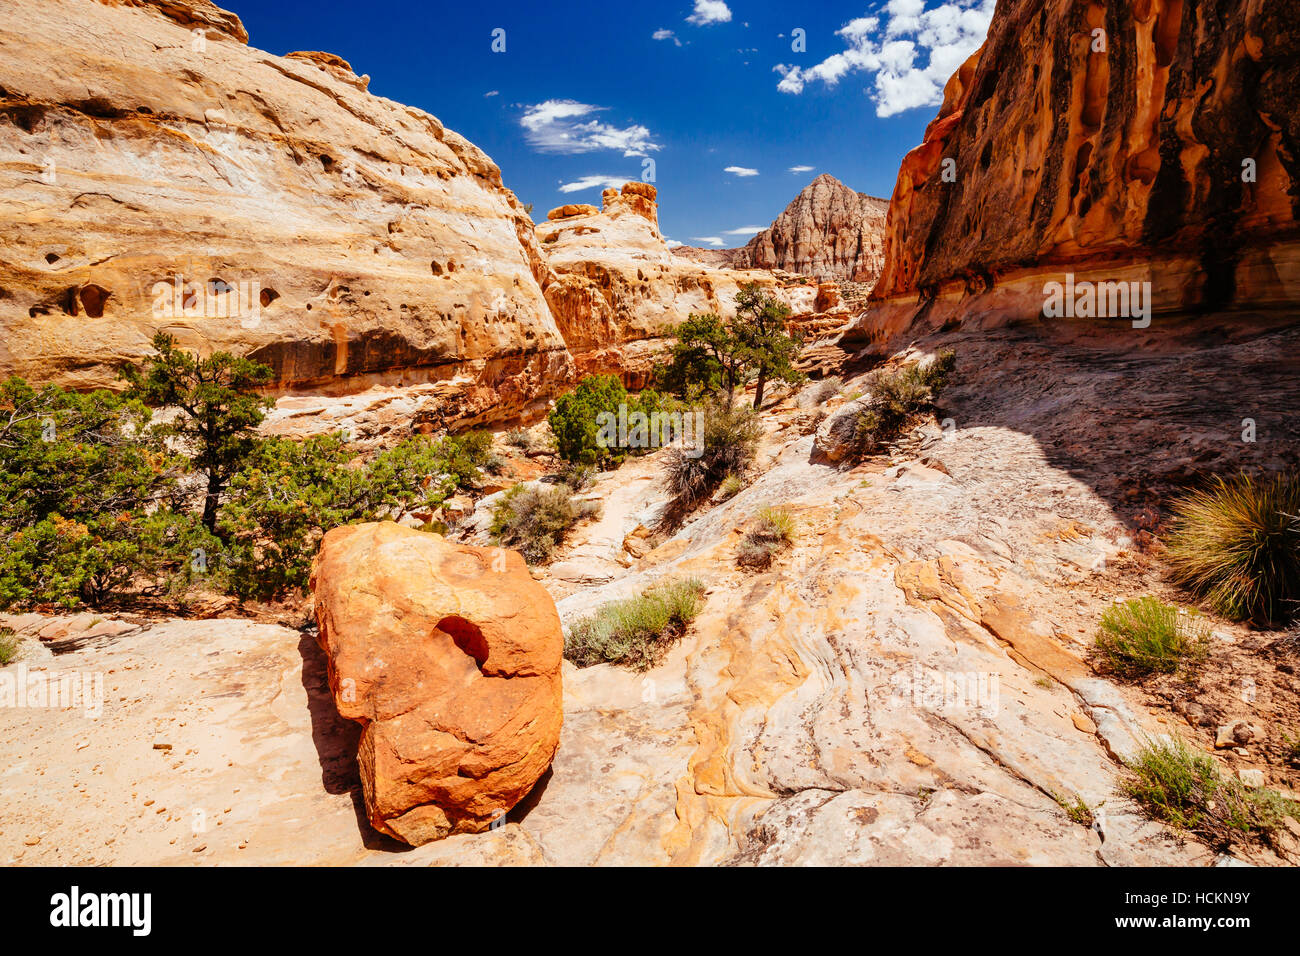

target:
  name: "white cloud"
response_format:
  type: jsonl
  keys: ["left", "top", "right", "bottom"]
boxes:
{"left": 686, "top": 0, "right": 732, "bottom": 26}
{"left": 653, "top": 28, "right": 682, "bottom": 46}
{"left": 691, "top": 236, "right": 725, "bottom": 246}
{"left": 557, "top": 175, "right": 628, "bottom": 194}
{"left": 789, "top": 165, "right": 815, "bottom": 173}
{"left": 723, "top": 226, "right": 765, "bottom": 236}
{"left": 484, "top": 90, "right": 499, "bottom": 98}
{"left": 724, "top": 166, "right": 759, "bottom": 177}
{"left": 773, "top": 1, "right": 994, "bottom": 117}
{"left": 665, "top": 238, "right": 684, "bottom": 248}
{"left": 521, "top": 100, "right": 661, "bottom": 157}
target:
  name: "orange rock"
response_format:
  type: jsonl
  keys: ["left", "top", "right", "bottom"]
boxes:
{"left": 310, "top": 522, "right": 563, "bottom": 845}
{"left": 621, "top": 181, "right": 657, "bottom": 202}
{"left": 547, "top": 203, "right": 599, "bottom": 220}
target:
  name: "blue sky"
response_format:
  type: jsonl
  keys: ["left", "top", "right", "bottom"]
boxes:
{"left": 228, "top": 0, "right": 994, "bottom": 247}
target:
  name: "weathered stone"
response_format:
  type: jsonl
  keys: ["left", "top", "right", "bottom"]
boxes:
{"left": 310, "top": 523, "right": 563, "bottom": 845}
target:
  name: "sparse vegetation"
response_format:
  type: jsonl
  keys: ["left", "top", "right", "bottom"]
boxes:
{"left": 1054, "top": 792, "right": 1097, "bottom": 828}
{"left": 490, "top": 483, "right": 598, "bottom": 565}
{"left": 1165, "top": 471, "right": 1300, "bottom": 625}
{"left": 850, "top": 350, "right": 955, "bottom": 458}
{"left": 0, "top": 627, "right": 19, "bottom": 666}
{"left": 662, "top": 399, "right": 760, "bottom": 511}
{"left": 547, "top": 374, "right": 667, "bottom": 468}
{"left": 718, "top": 474, "right": 745, "bottom": 501}
{"left": 737, "top": 506, "right": 796, "bottom": 569}
{"left": 1124, "top": 736, "right": 1299, "bottom": 847}
{"left": 565, "top": 577, "right": 706, "bottom": 671}
{"left": 806, "top": 376, "right": 842, "bottom": 406}
{"left": 1094, "top": 596, "right": 1210, "bottom": 677}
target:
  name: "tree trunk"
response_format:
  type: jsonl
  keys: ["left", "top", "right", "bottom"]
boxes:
{"left": 202, "top": 472, "right": 221, "bottom": 533}
{"left": 753, "top": 366, "right": 767, "bottom": 411}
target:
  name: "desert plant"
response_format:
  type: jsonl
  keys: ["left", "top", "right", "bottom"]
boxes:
{"left": 565, "top": 578, "right": 706, "bottom": 671}
{"left": 718, "top": 474, "right": 745, "bottom": 501}
{"left": 490, "top": 484, "right": 595, "bottom": 564}
{"left": 732, "top": 283, "right": 804, "bottom": 409}
{"left": 737, "top": 506, "right": 796, "bottom": 569}
{"left": 1053, "top": 792, "right": 1097, "bottom": 828}
{"left": 1094, "top": 596, "right": 1210, "bottom": 677}
{"left": 121, "top": 332, "right": 274, "bottom": 531}
{"left": 1124, "top": 736, "right": 1299, "bottom": 845}
{"left": 849, "top": 350, "right": 956, "bottom": 458}
{"left": 809, "top": 376, "right": 842, "bottom": 405}
{"left": 1165, "top": 471, "right": 1300, "bottom": 625}
{"left": 0, "top": 628, "right": 19, "bottom": 666}
{"left": 662, "top": 399, "right": 760, "bottom": 509}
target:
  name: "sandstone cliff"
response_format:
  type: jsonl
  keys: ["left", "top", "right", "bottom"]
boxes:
{"left": 735, "top": 174, "right": 889, "bottom": 284}
{"left": 0, "top": 0, "right": 570, "bottom": 424}
{"left": 850, "top": 0, "right": 1300, "bottom": 343}
{"left": 537, "top": 183, "right": 816, "bottom": 387}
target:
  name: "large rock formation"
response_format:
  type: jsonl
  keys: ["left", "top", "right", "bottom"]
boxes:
{"left": 310, "top": 522, "right": 563, "bottom": 845}
{"left": 734, "top": 174, "right": 889, "bottom": 284}
{"left": 537, "top": 182, "right": 816, "bottom": 386}
{"left": 851, "top": 0, "right": 1300, "bottom": 343}
{"left": 0, "top": 0, "right": 570, "bottom": 424}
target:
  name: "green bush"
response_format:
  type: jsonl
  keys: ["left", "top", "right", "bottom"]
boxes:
{"left": 0, "top": 376, "right": 206, "bottom": 609}
{"left": 1166, "top": 472, "right": 1300, "bottom": 625}
{"left": 662, "top": 399, "right": 760, "bottom": 509}
{"left": 565, "top": 578, "right": 706, "bottom": 671}
{"left": 218, "top": 434, "right": 458, "bottom": 600}
{"left": 851, "top": 349, "right": 955, "bottom": 457}
{"left": 1094, "top": 596, "right": 1210, "bottom": 677}
{"left": 490, "top": 484, "right": 596, "bottom": 565}
{"left": 1124, "top": 737, "right": 1299, "bottom": 845}
{"left": 718, "top": 474, "right": 745, "bottom": 501}
{"left": 737, "top": 506, "right": 796, "bottom": 569}
{"left": 548, "top": 375, "right": 668, "bottom": 467}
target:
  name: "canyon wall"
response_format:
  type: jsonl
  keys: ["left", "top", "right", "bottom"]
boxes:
{"left": 0, "top": 0, "right": 571, "bottom": 424}
{"left": 538, "top": 183, "right": 816, "bottom": 387}
{"left": 848, "top": 0, "right": 1300, "bottom": 344}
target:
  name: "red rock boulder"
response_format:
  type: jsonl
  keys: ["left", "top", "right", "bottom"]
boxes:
{"left": 310, "top": 522, "right": 563, "bottom": 845}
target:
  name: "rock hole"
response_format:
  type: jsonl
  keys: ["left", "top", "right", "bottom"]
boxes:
{"left": 439, "top": 616, "right": 488, "bottom": 669}
{"left": 79, "top": 284, "right": 111, "bottom": 318}
{"left": 45, "top": 252, "right": 60, "bottom": 264}
{"left": 259, "top": 287, "right": 281, "bottom": 308}
{"left": 430, "top": 261, "right": 443, "bottom": 275}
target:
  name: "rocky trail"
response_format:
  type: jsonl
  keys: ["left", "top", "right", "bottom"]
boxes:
{"left": 5, "top": 315, "right": 1295, "bottom": 866}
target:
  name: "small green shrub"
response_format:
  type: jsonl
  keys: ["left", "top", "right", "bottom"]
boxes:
{"left": 1094, "top": 596, "right": 1210, "bottom": 677}
{"left": 737, "top": 506, "right": 796, "bottom": 569}
{"left": 1053, "top": 792, "right": 1097, "bottom": 828}
{"left": 490, "top": 484, "right": 596, "bottom": 565}
{"left": 565, "top": 578, "right": 706, "bottom": 671}
{"left": 808, "top": 377, "right": 842, "bottom": 406}
{"left": 0, "top": 628, "right": 19, "bottom": 666}
{"left": 1124, "top": 736, "right": 1299, "bottom": 845}
{"left": 1166, "top": 471, "right": 1300, "bottom": 625}
{"left": 718, "top": 474, "right": 745, "bottom": 501}
{"left": 850, "top": 350, "right": 956, "bottom": 458}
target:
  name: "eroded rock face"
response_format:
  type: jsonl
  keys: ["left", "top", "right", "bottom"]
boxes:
{"left": 0, "top": 0, "right": 570, "bottom": 425}
{"left": 854, "top": 0, "right": 1300, "bottom": 343}
{"left": 735, "top": 174, "right": 889, "bottom": 284}
{"left": 536, "top": 182, "right": 816, "bottom": 387}
{"left": 310, "top": 522, "right": 563, "bottom": 845}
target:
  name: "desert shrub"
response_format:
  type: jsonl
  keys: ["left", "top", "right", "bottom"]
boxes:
{"left": 1124, "top": 736, "right": 1299, "bottom": 845}
{"left": 548, "top": 375, "right": 668, "bottom": 467}
{"left": 1165, "top": 471, "right": 1300, "bottom": 625}
{"left": 218, "top": 434, "right": 457, "bottom": 600}
{"left": 565, "top": 578, "right": 706, "bottom": 671}
{"left": 0, "top": 628, "right": 20, "bottom": 666}
{"left": 850, "top": 350, "right": 955, "bottom": 457}
{"left": 505, "top": 428, "right": 537, "bottom": 452}
{"left": 490, "top": 484, "right": 595, "bottom": 564}
{"left": 737, "top": 506, "right": 796, "bottom": 569}
{"left": 0, "top": 376, "right": 207, "bottom": 609}
{"left": 556, "top": 461, "right": 596, "bottom": 492}
{"left": 809, "top": 377, "right": 842, "bottom": 405}
{"left": 1094, "top": 596, "right": 1210, "bottom": 677}
{"left": 662, "top": 400, "right": 761, "bottom": 509}
{"left": 718, "top": 474, "right": 745, "bottom": 501}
